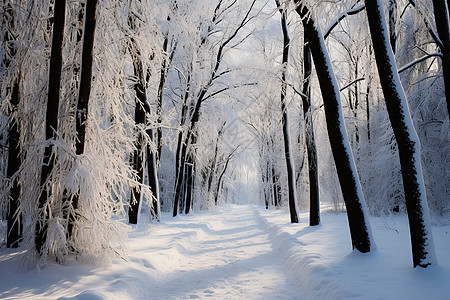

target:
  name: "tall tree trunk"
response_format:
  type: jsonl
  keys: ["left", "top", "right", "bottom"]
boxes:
{"left": 36, "top": 0, "right": 66, "bottom": 254}
{"left": 276, "top": 0, "right": 299, "bottom": 223}
{"left": 127, "top": 14, "right": 159, "bottom": 223}
{"left": 294, "top": 1, "right": 374, "bottom": 253}
{"left": 365, "top": 0, "right": 436, "bottom": 267}
{"left": 147, "top": 142, "right": 160, "bottom": 221}
{"left": 431, "top": 0, "right": 450, "bottom": 116}
{"left": 301, "top": 37, "right": 320, "bottom": 226}
{"left": 184, "top": 152, "right": 194, "bottom": 214}
{"left": 3, "top": 1, "right": 22, "bottom": 248}
{"left": 68, "top": 0, "right": 98, "bottom": 235}
{"left": 128, "top": 98, "right": 145, "bottom": 224}
{"left": 6, "top": 77, "right": 21, "bottom": 248}
{"left": 173, "top": 98, "right": 202, "bottom": 216}
{"left": 174, "top": 72, "right": 191, "bottom": 191}
{"left": 156, "top": 36, "right": 168, "bottom": 163}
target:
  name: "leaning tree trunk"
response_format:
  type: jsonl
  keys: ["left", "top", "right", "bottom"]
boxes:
{"left": 431, "top": 0, "right": 450, "bottom": 117}
{"left": 276, "top": 0, "right": 299, "bottom": 223}
{"left": 68, "top": 0, "right": 98, "bottom": 237}
{"left": 365, "top": 0, "right": 436, "bottom": 268}
{"left": 36, "top": 0, "right": 66, "bottom": 254}
{"left": 301, "top": 37, "right": 320, "bottom": 226}
{"left": 294, "top": 1, "right": 374, "bottom": 253}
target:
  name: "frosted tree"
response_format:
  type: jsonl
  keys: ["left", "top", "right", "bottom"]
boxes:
{"left": 35, "top": 0, "right": 66, "bottom": 255}
{"left": 126, "top": 1, "right": 160, "bottom": 224}
{"left": 172, "top": 0, "right": 258, "bottom": 216}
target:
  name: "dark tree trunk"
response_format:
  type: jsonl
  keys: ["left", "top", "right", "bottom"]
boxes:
{"left": 388, "top": 0, "right": 397, "bottom": 54}
{"left": 156, "top": 36, "right": 169, "bottom": 163}
{"left": 184, "top": 154, "right": 194, "bottom": 214}
{"left": 215, "top": 155, "right": 231, "bottom": 205}
{"left": 36, "top": 0, "right": 66, "bottom": 254}
{"left": 262, "top": 160, "right": 268, "bottom": 209}
{"left": 272, "top": 166, "right": 281, "bottom": 207}
{"left": 68, "top": 0, "right": 98, "bottom": 235}
{"left": 127, "top": 12, "right": 159, "bottom": 223}
{"left": 301, "top": 37, "right": 320, "bottom": 226}
{"left": 365, "top": 0, "right": 436, "bottom": 267}
{"left": 294, "top": 1, "right": 373, "bottom": 253}
{"left": 6, "top": 78, "right": 22, "bottom": 248}
{"left": 174, "top": 73, "right": 191, "bottom": 193}
{"left": 173, "top": 96, "right": 202, "bottom": 216}
{"left": 128, "top": 98, "right": 146, "bottom": 224}
{"left": 3, "top": 2, "right": 22, "bottom": 248}
{"left": 147, "top": 142, "right": 160, "bottom": 221}
{"left": 431, "top": 0, "right": 450, "bottom": 116}
{"left": 207, "top": 125, "right": 224, "bottom": 194}
{"left": 276, "top": 0, "right": 299, "bottom": 223}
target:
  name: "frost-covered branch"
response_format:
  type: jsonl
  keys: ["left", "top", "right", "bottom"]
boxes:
{"left": 323, "top": 4, "right": 366, "bottom": 40}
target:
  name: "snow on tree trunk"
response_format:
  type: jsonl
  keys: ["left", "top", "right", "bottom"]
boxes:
{"left": 294, "top": 1, "right": 374, "bottom": 253}
{"left": 69, "top": 0, "right": 98, "bottom": 236}
{"left": 36, "top": 0, "right": 67, "bottom": 255}
{"left": 365, "top": 0, "right": 437, "bottom": 267}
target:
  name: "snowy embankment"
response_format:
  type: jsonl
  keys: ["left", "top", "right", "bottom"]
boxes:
{"left": 256, "top": 208, "right": 450, "bottom": 300}
{"left": 0, "top": 204, "right": 449, "bottom": 300}
{"left": 255, "top": 210, "right": 359, "bottom": 299}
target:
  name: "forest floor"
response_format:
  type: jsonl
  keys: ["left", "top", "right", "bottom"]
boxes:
{"left": 0, "top": 204, "right": 449, "bottom": 299}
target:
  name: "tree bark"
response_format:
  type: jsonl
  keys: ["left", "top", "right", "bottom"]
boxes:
{"left": 276, "top": 0, "right": 299, "bottom": 223}
{"left": 147, "top": 142, "right": 160, "bottom": 221}
{"left": 156, "top": 36, "right": 169, "bottom": 163}
{"left": 365, "top": 0, "right": 436, "bottom": 267}
{"left": 388, "top": 0, "right": 397, "bottom": 54}
{"left": 127, "top": 14, "right": 159, "bottom": 223}
{"left": 68, "top": 0, "right": 98, "bottom": 235}
{"left": 3, "top": 2, "right": 22, "bottom": 248}
{"left": 215, "top": 154, "right": 231, "bottom": 205}
{"left": 36, "top": 0, "right": 66, "bottom": 254}
{"left": 294, "top": 1, "right": 374, "bottom": 253}
{"left": 6, "top": 77, "right": 21, "bottom": 248}
{"left": 301, "top": 37, "right": 320, "bottom": 226}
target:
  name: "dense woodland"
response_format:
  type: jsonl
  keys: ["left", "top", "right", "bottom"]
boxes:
{"left": 0, "top": 0, "right": 448, "bottom": 268}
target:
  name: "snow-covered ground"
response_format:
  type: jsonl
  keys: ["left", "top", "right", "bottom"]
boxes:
{"left": 0, "top": 204, "right": 449, "bottom": 299}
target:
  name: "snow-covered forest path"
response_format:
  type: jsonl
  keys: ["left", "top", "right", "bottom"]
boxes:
{"left": 126, "top": 204, "right": 301, "bottom": 299}
{"left": 0, "top": 205, "right": 302, "bottom": 299}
